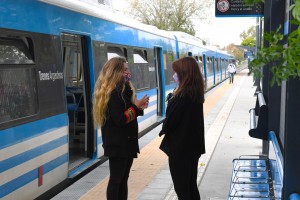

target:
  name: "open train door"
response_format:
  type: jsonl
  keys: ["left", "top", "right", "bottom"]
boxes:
{"left": 154, "top": 47, "right": 165, "bottom": 117}
{"left": 61, "top": 33, "right": 95, "bottom": 172}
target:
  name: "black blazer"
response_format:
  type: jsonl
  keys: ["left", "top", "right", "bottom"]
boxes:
{"left": 101, "top": 83, "right": 143, "bottom": 158}
{"left": 159, "top": 95, "right": 205, "bottom": 158}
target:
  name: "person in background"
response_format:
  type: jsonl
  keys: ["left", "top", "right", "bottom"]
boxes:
{"left": 227, "top": 61, "right": 236, "bottom": 84}
{"left": 93, "top": 57, "right": 149, "bottom": 200}
{"left": 159, "top": 57, "right": 205, "bottom": 200}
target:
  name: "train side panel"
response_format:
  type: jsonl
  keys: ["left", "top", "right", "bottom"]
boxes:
{"left": 0, "top": 1, "right": 235, "bottom": 199}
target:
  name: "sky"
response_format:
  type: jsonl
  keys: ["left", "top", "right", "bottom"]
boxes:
{"left": 195, "top": 17, "right": 256, "bottom": 47}
{"left": 112, "top": 0, "right": 256, "bottom": 48}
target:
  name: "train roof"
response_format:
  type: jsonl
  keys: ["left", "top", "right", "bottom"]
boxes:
{"left": 169, "top": 31, "right": 204, "bottom": 47}
{"left": 39, "top": 0, "right": 175, "bottom": 40}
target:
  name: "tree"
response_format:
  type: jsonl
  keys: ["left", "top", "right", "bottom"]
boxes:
{"left": 125, "top": 0, "right": 213, "bottom": 36}
{"left": 243, "top": 0, "right": 300, "bottom": 85}
{"left": 240, "top": 26, "right": 256, "bottom": 47}
{"left": 226, "top": 43, "right": 245, "bottom": 64}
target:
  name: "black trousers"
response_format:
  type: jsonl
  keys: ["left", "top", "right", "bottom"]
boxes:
{"left": 107, "top": 157, "right": 133, "bottom": 200}
{"left": 169, "top": 156, "right": 201, "bottom": 200}
{"left": 229, "top": 72, "right": 234, "bottom": 83}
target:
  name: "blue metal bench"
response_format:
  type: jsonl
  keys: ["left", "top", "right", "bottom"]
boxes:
{"left": 228, "top": 92, "right": 285, "bottom": 199}
{"left": 228, "top": 131, "right": 283, "bottom": 199}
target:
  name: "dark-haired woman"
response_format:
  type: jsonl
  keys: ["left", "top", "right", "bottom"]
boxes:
{"left": 159, "top": 56, "right": 205, "bottom": 200}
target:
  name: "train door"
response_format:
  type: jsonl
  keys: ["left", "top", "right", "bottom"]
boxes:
{"left": 154, "top": 47, "right": 165, "bottom": 117}
{"left": 61, "top": 33, "right": 94, "bottom": 171}
{"left": 215, "top": 58, "right": 220, "bottom": 84}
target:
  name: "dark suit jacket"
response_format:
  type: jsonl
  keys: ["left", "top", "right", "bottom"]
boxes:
{"left": 159, "top": 95, "right": 205, "bottom": 158}
{"left": 101, "top": 83, "right": 143, "bottom": 158}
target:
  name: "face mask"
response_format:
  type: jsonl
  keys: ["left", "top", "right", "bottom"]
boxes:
{"left": 173, "top": 73, "right": 179, "bottom": 84}
{"left": 124, "top": 72, "right": 131, "bottom": 82}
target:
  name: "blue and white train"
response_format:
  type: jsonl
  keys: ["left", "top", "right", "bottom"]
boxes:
{"left": 0, "top": 0, "right": 234, "bottom": 199}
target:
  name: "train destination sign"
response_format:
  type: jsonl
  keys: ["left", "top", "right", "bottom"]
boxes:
{"left": 215, "top": 0, "right": 264, "bottom": 17}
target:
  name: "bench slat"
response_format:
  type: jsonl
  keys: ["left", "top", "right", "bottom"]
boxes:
{"left": 228, "top": 131, "right": 283, "bottom": 200}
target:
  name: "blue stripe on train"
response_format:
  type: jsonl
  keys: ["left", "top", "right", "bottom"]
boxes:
{"left": 136, "top": 88, "right": 156, "bottom": 98}
{"left": 136, "top": 83, "right": 177, "bottom": 123}
{"left": 0, "top": 113, "right": 68, "bottom": 150}
{"left": 136, "top": 83, "right": 176, "bottom": 99}
{"left": 97, "top": 135, "right": 103, "bottom": 146}
{"left": 137, "top": 109, "right": 157, "bottom": 123}
{"left": 0, "top": 135, "right": 68, "bottom": 173}
{"left": 0, "top": 153, "right": 68, "bottom": 198}
{"left": 147, "top": 100, "right": 156, "bottom": 108}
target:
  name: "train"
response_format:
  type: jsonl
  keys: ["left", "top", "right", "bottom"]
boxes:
{"left": 0, "top": 0, "right": 235, "bottom": 199}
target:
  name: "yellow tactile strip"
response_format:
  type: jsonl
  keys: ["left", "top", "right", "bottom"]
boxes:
{"left": 80, "top": 137, "right": 166, "bottom": 200}
{"left": 80, "top": 74, "right": 243, "bottom": 200}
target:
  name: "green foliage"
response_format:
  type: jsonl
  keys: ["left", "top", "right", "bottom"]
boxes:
{"left": 290, "top": 0, "right": 300, "bottom": 21}
{"left": 247, "top": 0, "right": 300, "bottom": 86}
{"left": 226, "top": 43, "right": 245, "bottom": 63}
{"left": 241, "top": 37, "right": 256, "bottom": 46}
{"left": 126, "top": 0, "right": 213, "bottom": 36}
{"left": 240, "top": 26, "right": 256, "bottom": 47}
{"left": 240, "top": 26, "right": 256, "bottom": 41}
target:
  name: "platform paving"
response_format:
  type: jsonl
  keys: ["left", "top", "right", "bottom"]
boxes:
{"left": 51, "top": 69, "right": 261, "bottom": 200}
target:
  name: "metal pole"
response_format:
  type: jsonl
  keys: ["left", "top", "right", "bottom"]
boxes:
{"left": 255, "top": 17, "right": 261, "bottom": 93}
{"left": 259, "top": 17, "right": 263, "bottom": 48}
{"left": 255, "top": 17, "right": 259, "bottom": 56}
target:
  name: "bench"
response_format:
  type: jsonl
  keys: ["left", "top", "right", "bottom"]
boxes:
{"left": 228, "top": 91, "right": 284, "bottom": 199}
{"left": 228, "top": 131, "right": 283, "bottom": 199}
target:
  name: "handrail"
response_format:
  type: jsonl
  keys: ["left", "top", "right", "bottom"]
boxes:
{"left": 269, "top": 131, "right": 284, "bottom": 182}
{"left": 257, "top": 92, "right": 266, "bottom": 107}
{"left": 249, "top": 108, "right": 256, "bottom": 130}
{"left": 249, "top": 91, "right": 268, "bottom": 140}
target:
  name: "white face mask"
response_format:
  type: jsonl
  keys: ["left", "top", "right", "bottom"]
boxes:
{"left": 173, "top": 73, "right": 179, "bottom": 84}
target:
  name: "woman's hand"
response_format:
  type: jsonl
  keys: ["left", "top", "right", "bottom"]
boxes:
{"left": 134, "top": 95, "right": 149, "bottom": 110}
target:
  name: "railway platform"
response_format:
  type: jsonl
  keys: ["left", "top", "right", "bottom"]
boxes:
{"left": 51, "top": 69, "right": 262, "bottom": 200}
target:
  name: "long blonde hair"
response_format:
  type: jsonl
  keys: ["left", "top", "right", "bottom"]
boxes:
{"left": 93, "top": 57, "right": 135, "bottom": 127}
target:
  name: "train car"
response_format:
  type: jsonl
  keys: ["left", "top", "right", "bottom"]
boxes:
{"left": 0, "top": 0, "right": 234, "bottom": 199}
{"left": 170, "top": 31, "right": 234, "bottom": 90}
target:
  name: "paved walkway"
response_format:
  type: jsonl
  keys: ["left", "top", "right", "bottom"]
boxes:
{"left": 52, "top": 70, "right": 261, "bottom": 200}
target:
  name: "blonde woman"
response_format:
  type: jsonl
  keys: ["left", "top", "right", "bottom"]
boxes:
{"left": 93, "top": 57, "right": 149, "bottom": 200}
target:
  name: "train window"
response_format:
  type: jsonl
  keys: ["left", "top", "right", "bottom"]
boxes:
{"left": 194, "top": 56, "right": 199, "bottom": 61}
{"left": 133, "top": 49, "right": 148, "bottom": 63}
{"left": 199, "top": 56, "right": 203, "bottom": 63}
{"left": 0, "top": 37, "right": 34, "bottom": 65}
{"left": 179, "top": 52, "right": 185, "bottom": 59}
{"left": 0, "top": 67, "right": 38, "bottom": 124}
{"left": 165, "top": 52, "right": 175, "bottom": 85}
{"left": 167, "top": 52, "right": 174, "bottom": 62}
{"left": 63, "top": 47, "right": 83, "bottom": 86}
{"left": 163, "top": 53, "right": 167, "bottom": 70}
{"left": 107, "top": 46, "right": 126, "bottom": 60}
{"left": 123, "top": 48, "right": 128, "bottom": 60}
{"left": 131, "top": 49, "right": 150, "bottom": 91}
{"left": 0, "top": 36, "right": 37, "bottom": 124}
{"left": 61, "top": 34, "right": 84, "bottom": 87}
